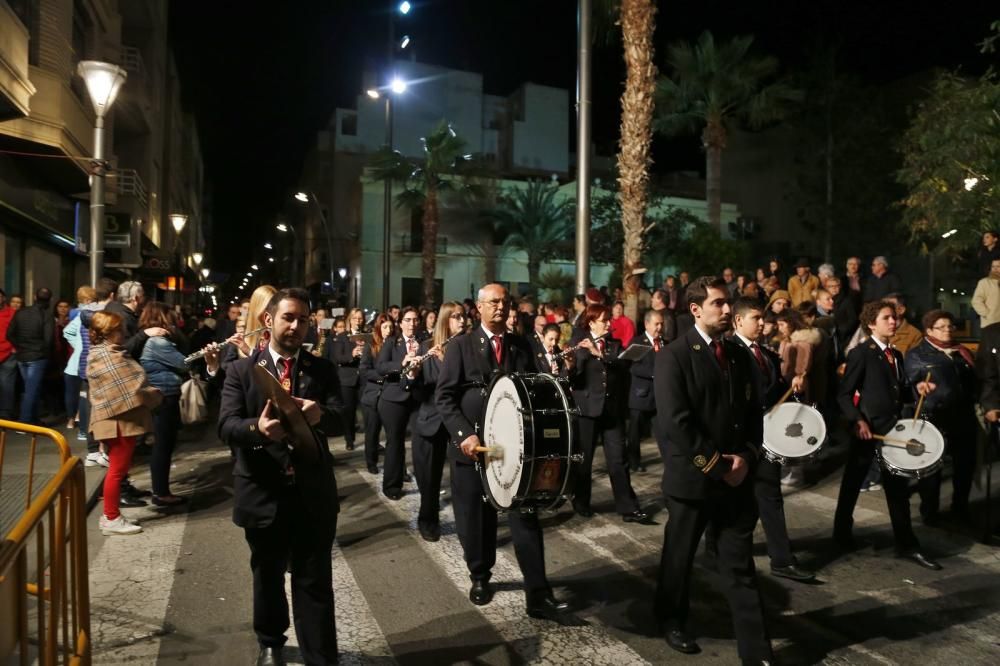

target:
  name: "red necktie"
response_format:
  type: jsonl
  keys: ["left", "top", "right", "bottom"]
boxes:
{"left": 653, "top": 337, "right": 661, "bottom": 352}
{"left": 751, "top": 343, "right": 768, "bottom": 373}
{"left": 711, "top": 340, "right": 726, "bottom": 369}
{"left": 884, "top": 346, "right": 898, "bottom": 379}
{"left": 407, "top": 338, "right": 418, "bottom": 355}
{"left": 277, "top": 357, "right": 293, "bottom": 393}
{"left": 491, "top": 334, "right": 503, "bottom": 365}
{"left": 597, "top": 338, "right": 606, "bottom": 354}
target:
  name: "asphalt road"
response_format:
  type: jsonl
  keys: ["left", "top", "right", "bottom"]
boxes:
{"left": 84, "top": 421, "right": 1000, "bottom": 665}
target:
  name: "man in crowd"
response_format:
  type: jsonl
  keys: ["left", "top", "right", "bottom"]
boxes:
{"left": 788, "top": 258, "right": 819, "bottom": 308}
{"left": 978, "top": 230, "right": 1000, "bottom": 278}
{"left": 6, "top": 287, "right": 54, "bottom": 424}
{"left": 972, "top": 258, "right": 1000, "bottom": 329}
{"left": 722, "top": 267, "right": 740, "bottom": 298}
{"left": 217, "top": 302, "right": 242, "bottom": 342}
{"left": 649, "top": 289, "right": 677, "bottom": 342}
{"left": 863, "top": 256, "right": 902, "bottom": 303}
{"left": 825, "top": 277, "right": 859, "bottom": 352}
{"left": 0, "top": 288, "right": 17, "bottom": 420}
{"left": 885, "top": 294, "right": 922, "bottom": 353}
{"left": 627, "top": 309, "right": 664, "bottom": 472}
{"left": 105, "top": 281, "right": 169, "bottom": 360}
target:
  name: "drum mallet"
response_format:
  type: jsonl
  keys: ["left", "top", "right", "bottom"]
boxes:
{"left": 912, "top": 371, "right": 932, "bottom": 426}
{"left": 474, "top": 446, "right": 504, "bottom": 459}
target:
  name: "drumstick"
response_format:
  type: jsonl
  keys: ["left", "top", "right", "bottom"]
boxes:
{"left": 912, "top": 371, "right": 932, "bottom": 426}
{"left": 767, "top": 385, "right": 796, "bottom": 415}
{"left": 872, "top": 434, "right": 926, "bottom": 456}
{"left": 474, "top": 446, "right": 504, "bottom": 458}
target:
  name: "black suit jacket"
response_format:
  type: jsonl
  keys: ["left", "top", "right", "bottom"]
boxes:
{"left": 731, "top": 335, "right": 786, "bottom": 410}
{"left": 655, "top": 327, "right": 762, "bottom": 499}
{"left": 627, "top": 333, "right": 661, "bottom": 412}
{"left": 837, "top": 341, "right": 911, "bottom": 435}
{"left": 402, "top": 339, "right": 447, "bottom": 437}
{"left": 218, "top": 348, "right": 341, "bottom": 528}
{"left": 435, "top": 329, "right": 533, "bottom": 463}
{"left": 327, "top": 334, "right": 362, "bottom": 387}
{"left": 376, "top": 335, "right": 422, "bottom": 404}
{"left": 569, "top": 331, "right": 627, "bottom": 418}
{"left": 532, "top": 345, "right": 570, "bottom": 376}
{"left": 977, "top": 323, "right": 1000, "bottom": 411}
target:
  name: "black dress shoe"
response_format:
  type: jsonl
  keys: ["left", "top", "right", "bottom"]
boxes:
{"left": 622, "top": 510, "right": 652, "bottom": 524}
{"left": 664, "top": 623, "right": 700, "bottom": 654}
{"left": 770, "top": 563, "right": 815, "bottom": 582}
{"left": 256, "top": 645, "right": 286, "bottom": 666}
{"left": 367, "top": 464, "right": 379, "bottom": 474}
{"left": 574, "top": 504, "right": 594, "bottom": 518}
{"left": 345, "top": 441, "right": 356, "bottom": 451}
{"left": 118, "top": 495, "right": 148, "bottom": 508}
{"left": 121, "top": 482, "right": 151, "bottom": 498}
{"left": 525, "top": 591, "right": 569, "bottom": 619}
{"left": 901, "top": 551, "right": 942, "bottom": 571}
{"left": 469, "top": 580, "right": 494, "bottom": 606}
{"left": 385, "top": 489, "right": 403, "bottom": 501}
{"left": 418, "top": 522, "right": 441, "bottom": 542}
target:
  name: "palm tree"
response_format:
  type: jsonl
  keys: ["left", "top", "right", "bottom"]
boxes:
{"left": 486, "top": 180, "right": 574, "bottom": 287}
{"left": 369, "top": 121, "right": 470, "bottom": 308}
{"left": 655, "top": 31, "right": 800, "bottom": 234}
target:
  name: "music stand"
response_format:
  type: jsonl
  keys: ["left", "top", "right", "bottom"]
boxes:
{"left": 619, "top": 343, "right": 653, "bottom": 362}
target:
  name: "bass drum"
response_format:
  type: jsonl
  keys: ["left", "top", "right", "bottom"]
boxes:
{"left": 878, "top": 419, "right": 945, "bottom": 479}
{"left": 479, "top": 372, "right": 578, "bottom": 512}
{"left": 762, "top": 401, "right": 826, "bottom": 465}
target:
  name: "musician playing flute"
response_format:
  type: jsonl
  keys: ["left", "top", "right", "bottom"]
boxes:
{"left": 435, "top": 283, "right": 569, "bottom": 619}
{"left": 533, "top": 322, "right": 574, "bottom": 376}
{"left": 401, "top": 301, "right": 468, "bottom": 541}
{"left": 833, "top": 300, "right": 941, "bottom": 570}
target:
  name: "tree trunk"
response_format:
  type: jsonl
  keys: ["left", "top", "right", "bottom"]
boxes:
{"left": 617, "top": 0, "right": 658, "bottom": 323}
{"left": 421, "top": 186, "right": 439, "bottom": 309}
{"left": 527, "top": 256, "right": 541, "bottom": 290}
{"left": 702, "top": 118, "right": 726, "bottom": 236}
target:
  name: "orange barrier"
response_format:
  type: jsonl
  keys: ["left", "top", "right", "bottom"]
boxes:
{"left": 0, "top": 421, "right": 91, "bottom": 665}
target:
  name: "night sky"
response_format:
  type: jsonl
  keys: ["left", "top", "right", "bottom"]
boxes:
{"left": 167, "top": 0, "right": 996, "bottom": 279}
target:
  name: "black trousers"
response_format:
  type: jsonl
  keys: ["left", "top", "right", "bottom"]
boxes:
{"left": 655, "top": 491, "right": 772, "bottom": 662}
{"left": 150, "top": 394, "right": 181, "bottom": 497}
{"left": 575, "top": 412, "right": 640, "bottom": 514}
{"left": 339, "top": 384, "right": 359, "bottom": 446}
{"left": 361, "top": 402, "right": 382, "bottom": 468}
{"left": 834, "top": 437, "right": 919, "bottom": 552}
{"left": 918, "top": 413, "right": 977, "bottom": 516}
{"left": 754, "top": 458, "right": 794, "bottom": 568}
{"left": 627, "top": 407, "right": 655, "bottom": 469}
{"left": 243, "top": 492, "right": 338, "bottom": 665}
{"left": 412, "top": 424, "right": 448, "bottom": 526}
{"left": 378, "top": 398, "right": 415, "bottom": 494}
{"left": 450, "top": 460, "right": 548, "bottom": 594}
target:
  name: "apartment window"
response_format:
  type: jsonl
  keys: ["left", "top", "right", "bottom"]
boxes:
{"left": 8, "top": 0, "right": 40, "bottom": 65}
{"left": 340, "top": 113, "right": 357, "bottom": 137}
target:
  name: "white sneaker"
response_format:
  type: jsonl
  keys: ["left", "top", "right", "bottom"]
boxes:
{"left": 99, "top": 515, "right": 142, "bottom": 536}
{"left": 85, "top": 451, "right": 110, "bottom": 467}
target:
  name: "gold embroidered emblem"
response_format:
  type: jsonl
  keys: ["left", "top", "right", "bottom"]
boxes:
{"left": 692, "top": 344, "right": 702, "bottom": 351}
{"left": 694, "top": 454, "right": 707, "bottom": 468}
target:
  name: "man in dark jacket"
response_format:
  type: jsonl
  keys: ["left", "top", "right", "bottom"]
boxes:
{"left": 104, "top": 281, "right": 168, "bottom": 360}
{"left": 7, "top": 287, "right": 54, "bottom": 424}
{"left": 862, "top": 256, "right": 903, "bottom": 303}
{"left": 626, "top": 309, "right": 664, "bottom": 472}
{"left": 653, "top": 277, "right": 771, "bottom": 661}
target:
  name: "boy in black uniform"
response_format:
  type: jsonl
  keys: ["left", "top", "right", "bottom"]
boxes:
{"left": 833, "top": 300, "right": 941, "bottom": 570}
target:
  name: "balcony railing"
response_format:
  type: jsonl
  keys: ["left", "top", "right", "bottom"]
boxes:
{"left": 116, "top": 168, "right": 148, "bottom": 208}
{"left": 399, "top": 234, "right": 448, "bottom": 254}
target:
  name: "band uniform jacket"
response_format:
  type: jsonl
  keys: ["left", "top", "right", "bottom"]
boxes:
{"left": 358, "top": 343, "right": 384, "bottom": 409}
{"left": 627, "top": 333, "right": 661, "bottom": 412}
{"left": 377, "top": 335, "right": 422, "bottom": 404}
{"left": 837, "top": 341, "right": 912, "bottom": 435}
{"left": 435, "top": 330, "right": 533, "bottom": 463}
{"left": 327, "top": 333, "right": 362, "bottom": 388}
{"left": 977, "top": 322, "right": 1000, "bottom": 412}
{"left": 403, "top": 338, "right": 448, "bottom": 438}
{"left": 655, "top": 327, "right": 763, "bottom": 499}
{"left": 218, "top": 348, "right": 342, "bottom": 528}
{"left": 533, "top": 345, "right": 570, "bottom": 377}
{"left": 569, "top": 330, "right": 627, "bottom": 419}
{"left": 731, "top": 336, "right": 787, "bottom": 410}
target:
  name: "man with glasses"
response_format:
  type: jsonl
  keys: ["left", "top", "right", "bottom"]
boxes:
{"left": 435, "top": 283, "right": 569, "bottom": 619}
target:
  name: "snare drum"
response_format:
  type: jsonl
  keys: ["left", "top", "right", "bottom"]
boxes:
{"left": 479, "top": 372, "right": 579, "bottom": 512}
{"left": 762, "top": 402, "right": 827, "bottom": 465}
{"left": 878, "top": 419, "right": 945, "bottom": 479}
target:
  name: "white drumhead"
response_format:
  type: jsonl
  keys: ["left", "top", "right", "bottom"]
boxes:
{"left": 880, "top": 419, "right": 945, "bottom": 473}
{"left": 482, "top": 375, "right": 526, "bottom": 508}
{"left": 763, "top": 402, "right": 827, "bottom": 460}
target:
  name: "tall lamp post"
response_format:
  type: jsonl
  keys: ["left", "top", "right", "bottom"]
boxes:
{"left": 191, "top": 251, "right": 203, "bottom": 310}
{"left": 170, "top": 213, "right": 188, "bottom": 307}
{"left": 294, "top": 191, "right": 337, "bottom": 301}
{"left": 276, "top": 222, "right": 299, "bottom": 285}
{"left": 77, "top": 61, "right": 127, "bottom": 286}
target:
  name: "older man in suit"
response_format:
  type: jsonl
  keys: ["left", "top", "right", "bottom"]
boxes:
{"left": 653, "top": 276, "right": 771, "bottom": 663}
{"left": 218, "top": 287, "right": 341, "bottom": 666}
{"left": 626, "top": 309, "right": 665, "bottom": 472}
{"left": 435, "top": 283, "right": 568, "bottom": 619}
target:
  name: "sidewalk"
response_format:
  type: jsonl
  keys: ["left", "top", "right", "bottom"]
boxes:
{"left": 0, "top": 423, "right": 107, "bottom": 538}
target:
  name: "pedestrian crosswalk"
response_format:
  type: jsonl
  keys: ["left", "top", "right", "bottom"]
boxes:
{"left": 85, "top": 437, "right": 1000, "bottom": 665}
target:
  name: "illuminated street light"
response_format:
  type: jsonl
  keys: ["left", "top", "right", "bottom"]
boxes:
{"left": 264, "top": 242, "right": 272, "bottom": 250}
{"left": 965, "top": 177, "right": 979, "bottom": 191}
{"left": 338, "top": 267, "right": 348, "bottom": 279}
{"left": 201, "top": 267, "right": 210, "bottom": 278}
{"left": 191, "top": 252, "right": 203, "bottom": 266}
{"left": 366, "top": 88, "right": 380, "bottom": 100}
{"left": 399, "top": 1, "right": 411, "bottom": 14}
{"left": 390, "top": 77, "right": 407, "bottom": 94}
{"left": 170, "top": 213, "right": 188, "bottom": 234}
{"left": 268, "top": 257, "right": 275, "bottom": 262}
{"left": 941, "top": 228, "right": 958, "bottom": 239}
{"left": 246, "top": 271, "right": 253, "bottom": 277}
{"left": 251, "top": 264, "right": 259, "bottom": 271}
{"left": 400, "top": 35, "right": 410, "bottom": 49}
{"left": 276, "top": 223, "right": 289, "bottom": 233}
{"left": 294, "top": 192, "right": 309, "bottom": 203}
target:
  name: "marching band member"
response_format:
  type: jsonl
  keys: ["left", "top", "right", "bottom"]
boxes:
{"left": 569, "top": 304, "right": 649, "bottom": 523}
{"left": 833, "top": 300, "right": 941, "bottom": 570}
{"left": 435, "top": 283, "right": 568, "bottom": 619}
{"left": 359, "top": 314, "right": 393, "bottom": 475}
{"left": 626, "top": 309, "right": 665, "bottom": 473}
{"left": 327, "top": 308, "right": 365, "bottom": 451}
{"left": 533, "top": 323, "right": 573, "bottom": 376}
{"left": 375, "top": 307, "right": 422, "bottom": 500}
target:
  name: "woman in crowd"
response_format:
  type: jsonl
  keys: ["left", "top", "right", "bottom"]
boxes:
{"left": 222, "top": 285, "right": 275, "bottom": 372}
{"left": 87, "top": 311, "right": 162, "bottom": 535}
{"left": 404, "top": 301, "right": 466, "bottom": 541}
{"left": 552, "top": 305, "right": 574, "bottom": 347}
{"left": 609, "top": 300, "right": 636, "bottom": 347}
{"left": 138, "top": 301, "right": 190, "bottom": 506}
{"left": 769, "top": 289, "right": 792, "bottom": 315}
{"left": 905, "top": 310, "right": 978, "bottom": 521}
{"left": 328, "top": 307, "right": 365, "bottom": 451}
{"left": 569, "top": 304, "right": 648, "bottom": 523}
{"left": 376, "top": 307, "right": 423, "bottom": 500}
{"left": 417, "top": 308, "right": 436, "bottom": 342}
{"left": 360, "top": 313, "right": 394, "bottom": 474}
{"left": 62, "top": 287, "right": 96, "bottom": 432}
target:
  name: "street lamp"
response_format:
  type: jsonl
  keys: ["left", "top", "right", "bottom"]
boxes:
{"left": 201, "top": 267, "right": 210, "bottom": 279}
{"left": 377, "top": 76, "right": 408, "bottom": 311}
{"left": 293, "top": 191, "right": 338, "bottom": 304}
{"left": 170, "top": 213, "right": 188, "bottom": 235}
{"left": 191, "top": 252, "right": 203, "bottom": 266}
{"left": 169, "top": 213, "right": 188, "bottom": 306}
{"left": 77, "top": 60, "right": 127, "bottom": 286}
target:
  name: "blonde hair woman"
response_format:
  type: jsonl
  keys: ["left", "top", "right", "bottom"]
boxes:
{"left": 227, "top": 285, "right": 276, "bottom": 362}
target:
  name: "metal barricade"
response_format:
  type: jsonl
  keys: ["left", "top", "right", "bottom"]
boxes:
{"left": 0, "top": 421, "right": 91, "bottom": 665}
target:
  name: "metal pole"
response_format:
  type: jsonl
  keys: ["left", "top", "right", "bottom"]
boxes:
{"left": 575, "top": 0, "right": 592, "bottom": 295}
{"left": 88, "top": 115, "right": 105, "bottom": 287}
{"left": 382, "top": 95, "right": 392, "bottom": 311}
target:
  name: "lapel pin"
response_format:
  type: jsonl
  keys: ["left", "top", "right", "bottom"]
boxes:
{"left": 692, "top": 344, "right": 702, "bottom": 351}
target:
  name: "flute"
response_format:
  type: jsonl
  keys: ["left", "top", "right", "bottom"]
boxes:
{"left": 184, "top": 326, "right": 268, "bottom": 364}
{"left": 400, "top": 333, "right": 461, "bottom": 374}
